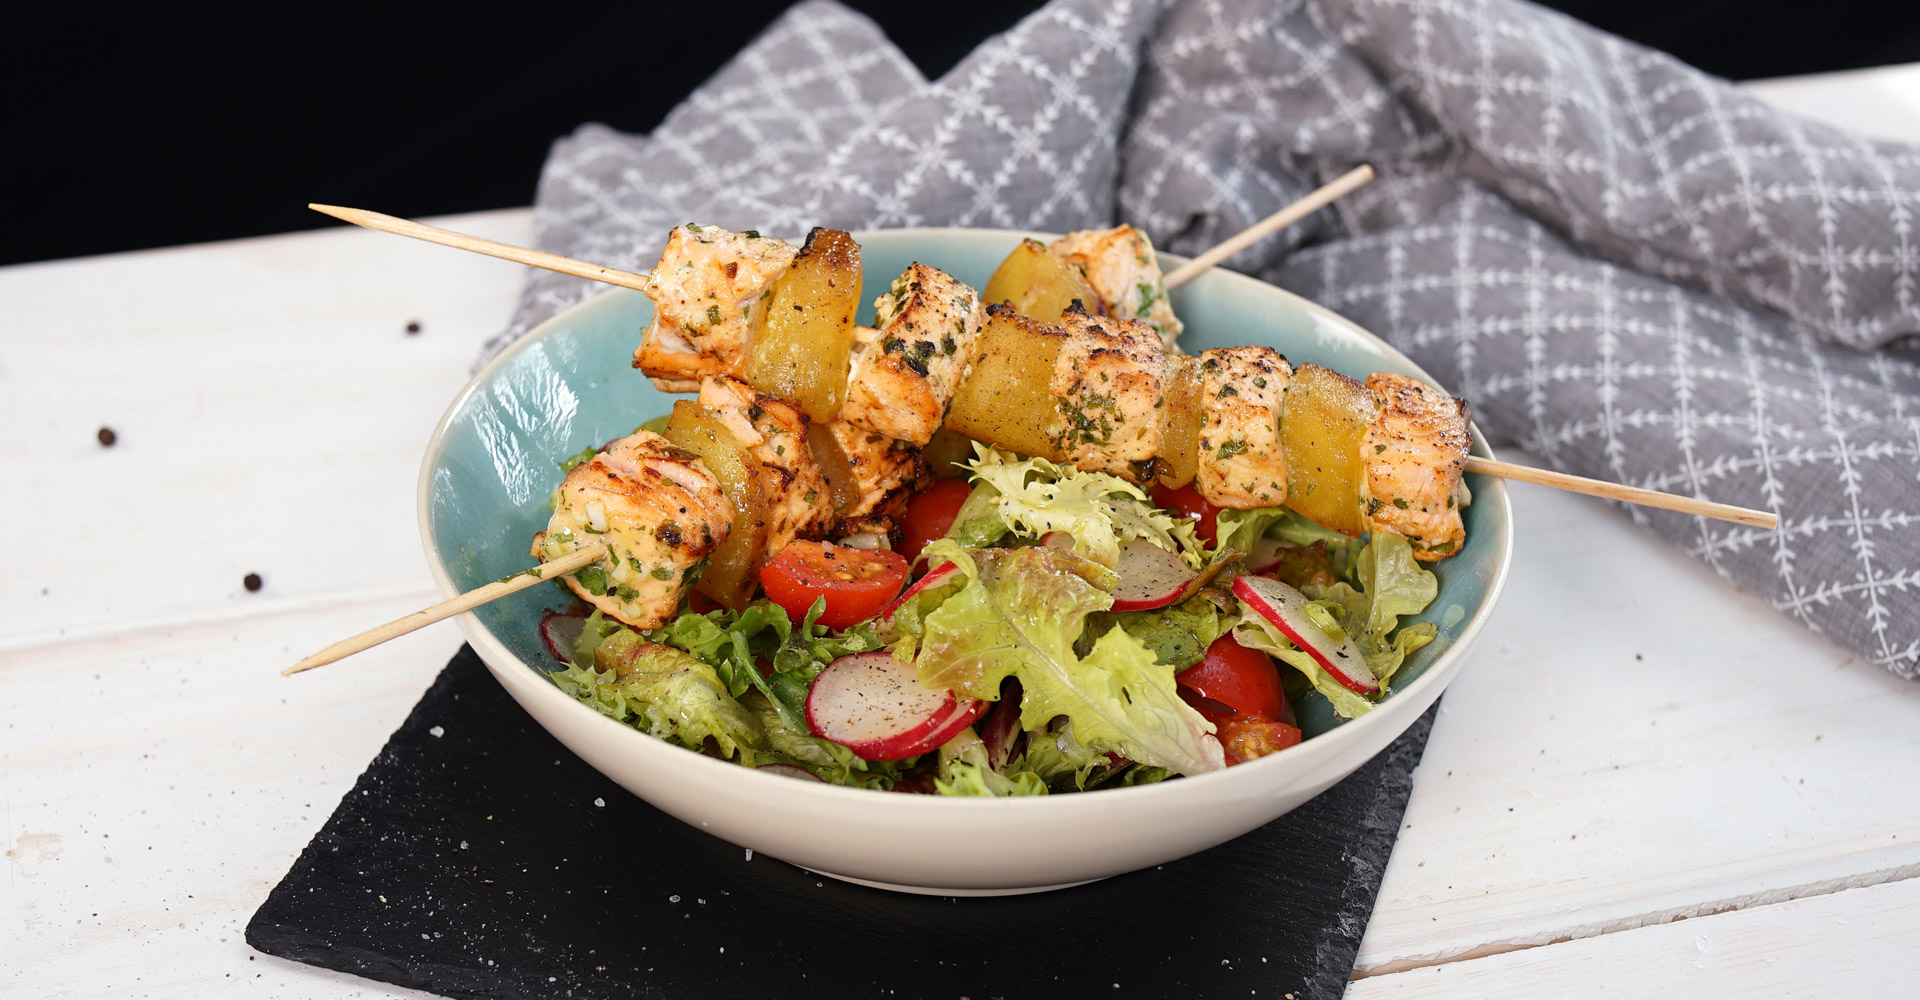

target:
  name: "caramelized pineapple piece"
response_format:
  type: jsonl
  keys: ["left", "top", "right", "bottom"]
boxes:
{"left": 1281, "top": 364, "right": 1380, "bottom": 536}
{"left": 982, "top": 238, "right": 1104, "bottom": 323}
{"left": 1156, "top": 353, "right": 1203, "bottom": 487}
{"left": 943, "top": 304, "right": 1068, "bottom": 461}
{"left": 744, "top": 228, "right": 861, "bottom": 423}
{"left": 662, "top": 400, "right": 771, "bottom": 609}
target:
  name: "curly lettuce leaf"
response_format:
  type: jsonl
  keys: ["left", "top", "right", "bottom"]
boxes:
{"left": 962, "top": 445, "right": 1205, "bottom": 570}
{"left": 1232, "top": 531, "right": 1442, "bottom": 718}
{"left": 1304, "top": 532, "right": 1439, "bottom": 688}
{"left": 1089, "top": 591, "right": 1233, "bottom": 671}
{"left": 1213, "top": 505, "right": 1361, "bottom": 578}
{"left": 911, "top": 539, "right": 1224, "bottom": 775}
{"left": 935, "top": 731, "right": 1048, "bottom": 797}
{"left": 553, "top": 631, "right": 765, "bottom": 760}
{"left": 738, "top": 691, "right": 905, "bottom": 789}
{"left": 641, "top": 599, "right": 884, "bottom": 728}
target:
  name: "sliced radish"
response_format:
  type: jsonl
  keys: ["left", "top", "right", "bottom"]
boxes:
{"left": 1247, "top": 536, "right": 1285, "bottom": 574}
{"left": 1109, "top": 538, "right": 1197, "bottom": 611}
{"left": 1231, "top": 575, "right": 1378, "bottom": 694}
{"left": 756, "top": 763, "right": 825, "bottom": 782}
{"left": 804, "top": 651, "right": 986, "bottom": 761}
{"left": 539, "top": 611, "right": 588, "bottom": 665}
{"left": 1041, "top": 531, "right": 1074, "bottom": 549}
{"left": 879, "top": 561, "right": 960, "bottom": 623}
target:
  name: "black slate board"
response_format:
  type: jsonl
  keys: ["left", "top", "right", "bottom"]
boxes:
{"left": 249, "top": 646, "right": 1437, "bottom": 1000}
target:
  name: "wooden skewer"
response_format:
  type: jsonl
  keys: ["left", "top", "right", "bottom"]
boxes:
{"left": 307, "top": 204, "right": 654, "bottom": 292}
{"left": 282, "top": 543, "right": 607, "bottom": 676}
{"left": 1162, "top": 165, "right": 1375, "bottom": 289}
{"left": 289, "top": 176, "right": 1774, "bottom": 674}
{"left": 1462, "top": 457, "right": 1776, "bottom": 529}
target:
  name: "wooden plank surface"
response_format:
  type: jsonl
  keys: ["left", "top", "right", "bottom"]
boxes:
{"left": 6, "top": 62, "right": 1920, "bottom": 994}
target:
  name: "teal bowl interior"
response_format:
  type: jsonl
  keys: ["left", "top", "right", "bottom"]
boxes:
{"left": 422, "top": 228, "right": 1509, "bottom": 738}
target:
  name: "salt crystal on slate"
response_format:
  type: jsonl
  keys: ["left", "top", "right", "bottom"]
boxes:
{"left": 593, "top": 798, "right": 605, "bottom": 808}
{"left": 429, "top": 726, "right": 444, "bottom": 738}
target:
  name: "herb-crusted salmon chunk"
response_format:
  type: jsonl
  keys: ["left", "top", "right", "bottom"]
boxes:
{"left": 696, "top": 376, "right": 837, "bottom": 553}
{"left": 532, "top": 430, "right": 733, "bottom": 628}
{"left": 840, "top": 264, "right": 985, "bottom": 446}
{"left": 633, "top": 224, "right": 798, "bottom": 391}
{"left": 1360, "top": 373, "right": 1472, "bottom": 561}
{"left": 1048, "top": 225, "right": 1182, "bottom": 351}
{"left": 1049, "top": 308, "right": 1168, "bottom": 483}
{"left": 1194, "top": 346, "right": 1291, "bottom": 509}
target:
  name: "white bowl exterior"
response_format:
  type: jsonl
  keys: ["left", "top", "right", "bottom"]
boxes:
{"left": 421, "top": 228, "right": 1512, "bottom": 892}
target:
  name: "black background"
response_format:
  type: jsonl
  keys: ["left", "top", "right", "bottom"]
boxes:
{"left": 5, "top": 0, "right": 1917, "bottom": 267}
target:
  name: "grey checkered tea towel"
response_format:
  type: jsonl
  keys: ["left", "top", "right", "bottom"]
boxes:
{"left": 484, "top": 0, "right": 1920, "bottom": 680}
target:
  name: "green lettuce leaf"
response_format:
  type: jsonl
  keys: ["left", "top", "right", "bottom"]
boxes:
{"left": 1089, "top": 591, "right": 1233, "bottom": 670}
{"left": 962, "top": 445, "right": 1204, "bottom": 570}
{"left": 911, "top": 539, "right": 1223, "bottom": 775}
{"left": 1304, "top": 532, "right": 1439, "bottom": 688}
{"left": 935, "top": 731, "right": 1048, "bottom": 797}
{"left": 738, "top": 691, "right": 905, "bottom": 789}
{"left": 552, "top": 631, "right": 764, "bottom": 760}
{"left": 640, "top": 600, "right": 884, "bottom": 728}
{"left": 1213, "top": 506, "right": 1361, "bottom": 578}
{"left": 1230, "top": 613, "right": 1378, "bottom": 720}
{"left": 1231, "top": 531, "right": 1442, "bottom": 718}
{"left": 1008, "top": 719, "right": 1112, "bottom": 791}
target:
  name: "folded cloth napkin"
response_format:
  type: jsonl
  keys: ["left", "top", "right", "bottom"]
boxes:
{"left": 483, "top": 0, "right": 1920, "bottom": 680}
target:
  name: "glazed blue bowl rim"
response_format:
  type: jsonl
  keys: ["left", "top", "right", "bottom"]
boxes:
{"left": 416, "top": 226, "right": 1514, "bottom": 805}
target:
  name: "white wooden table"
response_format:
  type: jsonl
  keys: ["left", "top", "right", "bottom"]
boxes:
{"left": 5, "top": 66, "right": 1920, "bottom": 1000}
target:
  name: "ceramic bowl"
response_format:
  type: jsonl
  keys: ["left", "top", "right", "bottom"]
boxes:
{"left": 419, "top": 228, "right": 1512, "bottom": 895}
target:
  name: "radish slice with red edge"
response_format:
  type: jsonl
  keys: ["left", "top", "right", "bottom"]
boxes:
{"left": 1231, "top": 574, "right": 1378, "bottom": 694}
{"left": 1246, "top": 536, "right": 1285, "bottom": 574}
{"left": 879, "top": 561, "right": 959, "bottom": 623}
{"left": 804, "top": 651, "right": 986, "bottom": 761}
{"left": 1109, "top": 537, "right": 1196, "bottom": 611}
{"left": 756, "top": 763, "right": 825, "bottom": 782}
{"left": 539, "top": 611, "right": 588, "bottom": 665}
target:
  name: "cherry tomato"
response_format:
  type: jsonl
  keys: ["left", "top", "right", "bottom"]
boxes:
{"left": 759, "top": 541, "right": 911, "bottom": 630}
{"left": 1150, "top": 482, "right": 1222, "bottom": 546}
{"left": 1216, "top": 717, "right": 1303, "bottom": 765}
{"left": 1177, "top": 635, "right": 1288, "bottom": 724}
{"left": 899, "top": 478, "right": 974, "bottom": 562}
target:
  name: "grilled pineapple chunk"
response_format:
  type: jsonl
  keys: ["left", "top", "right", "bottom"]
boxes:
{"left": 1281, "top": 364, "right": 1380, "bottom": 536}
{"left": 943, "top": 305, "right": 1068, "bottom": 461}
{"left": 1156, "top": 353, "right": 1203, "bottom": 487}
{"left": 662, "top": 400, "right": 770, "bottom": 609}
{"left": 744, "top": 228, "right": 861, "bottom": 423}
{"left": 982, "top": 238, "right": 1103, "bottom": 323}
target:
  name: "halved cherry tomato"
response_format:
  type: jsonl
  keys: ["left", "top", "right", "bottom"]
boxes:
{"left": 1216, "top": 717, "right": 1303, "bottom": 764}
{"left": 759, "top": 541, "right": 911, "bottom": 630}
{"left": 900, "top": 478, "right": 974, "bottom": 562}
{"left": 1150, "top": 481, "right": 1223, "bottom": 546}
{"left": 1177, "top": 635, "right": 1289, "bottom": 725}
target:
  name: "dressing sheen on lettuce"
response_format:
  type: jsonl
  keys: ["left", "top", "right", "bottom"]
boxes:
{"left": 905, "top": 538, "right": 1225, "bottom": 775}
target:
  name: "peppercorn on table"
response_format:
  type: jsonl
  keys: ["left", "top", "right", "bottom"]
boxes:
{"left": 4, "top": 65, "right": 1920, "bottom": 1000}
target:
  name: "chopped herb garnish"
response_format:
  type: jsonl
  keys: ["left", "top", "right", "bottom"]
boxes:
{"left": 743, "top": 229, "right": 761, "bottom": 238}
{"left": 1375, "top": 444, "right": 1388, "bottom": 454}
{"left": 575, "top": 566, "right": 609, "bottom": 595}
{"left": 1253, "top": 376, "right": 1267, "bottom": 389}
{"left": 650, "top": 567, "right": 675, "bottom": 581}
{"left": 706, "top": 304, "right": 723, "bottom": 325}
{"left": 1393, "top": 498, "right": 1410, "bottom": 509}
{"left": 1216, "top": 440, "right": 1247, "bottom": 460}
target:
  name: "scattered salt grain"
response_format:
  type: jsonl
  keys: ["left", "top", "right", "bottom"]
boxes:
{"left": 429, "top": 726, "right": 445, "bottom": 738}
{"left": 744, "top": 849, "right": 753, "bottom": 861}
{"left": 593, "top": 798, "right": 605, "bottom": 807}
{"left": 669, "top": 895, "right": 680, "bottom": 903}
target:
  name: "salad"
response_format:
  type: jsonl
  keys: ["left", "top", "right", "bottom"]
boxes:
{"left": 540, "top": 441, "right": 1444, "bottom": 795}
